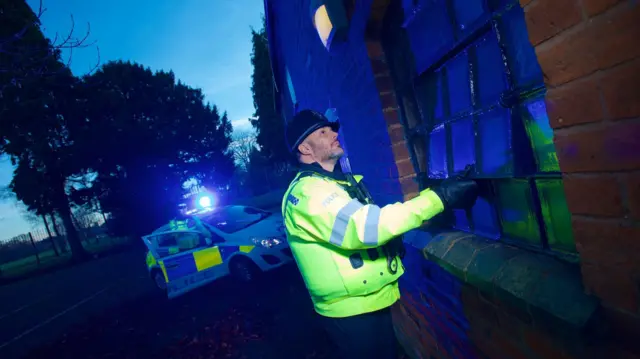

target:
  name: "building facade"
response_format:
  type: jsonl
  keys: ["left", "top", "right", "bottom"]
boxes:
{"left": 264, "top": 0, "right": 640, "bottom": 357}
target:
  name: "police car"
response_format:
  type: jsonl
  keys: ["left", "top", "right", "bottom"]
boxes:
{"left": 143, "top": 205, "right": 293, "bottom": 298}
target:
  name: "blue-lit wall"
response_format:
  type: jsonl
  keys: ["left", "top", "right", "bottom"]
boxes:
{"left": 267, "top": 0, "right": 404, "bottom": 205}
{"left": 266, "top": 1, "right": 573, "bottom": 358}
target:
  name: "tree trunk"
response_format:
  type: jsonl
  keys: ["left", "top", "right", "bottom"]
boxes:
{"left": 50, "top": 214, "right": 67, "bottom": 253}
{"left": 57, "top": 204, "right": 89, "bottom": 262}
{"left": 42, "top": 214, "right": 59, "bottom": 257}
{"left": 50, "top": 214, "right": 61, "bottom": 237}
{"left": 29, "top": 232, "right": 41, "bottom": 265}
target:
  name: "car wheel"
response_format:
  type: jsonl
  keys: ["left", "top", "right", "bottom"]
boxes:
{"left": 229, "top": 256, "right": 261, "bottom": 283}
{"left": 152, "top": 269, "right": 167, "bottom": 291}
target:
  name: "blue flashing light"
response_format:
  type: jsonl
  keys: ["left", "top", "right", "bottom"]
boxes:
{"left": 197, "top": 194, "right": 215, "bottom": 209}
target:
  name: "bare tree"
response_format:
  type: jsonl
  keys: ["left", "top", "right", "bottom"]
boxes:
{"left": 1, "top": 0, "right": 101, "bottom": 91}
{"left": 230, "top": 131, "right": 258, "bottom": 171}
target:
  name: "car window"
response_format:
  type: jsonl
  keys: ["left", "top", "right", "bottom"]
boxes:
{"left": 154, "top": 232, "right": 206, "bottom": 258}
{"left": 202, "top": 206, "right": 269, "bottom": 233}
{"left": 209, "top": 231, "right": 225, "bottom": 243}
{"left": 157, "top": 234, "right": 178, "bottom": 248}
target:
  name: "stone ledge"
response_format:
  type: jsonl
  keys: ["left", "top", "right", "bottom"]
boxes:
{"left": 420, "top": 230, "right": 602, "bottom": 342}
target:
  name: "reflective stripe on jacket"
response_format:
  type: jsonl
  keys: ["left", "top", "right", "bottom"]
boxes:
{"left": 282, "top": 170, "right": 445, "bottom": 318}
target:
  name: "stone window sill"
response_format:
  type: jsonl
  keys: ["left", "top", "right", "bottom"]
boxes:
{"left": 406, "top": 229, "right": 602, "bottom": 341}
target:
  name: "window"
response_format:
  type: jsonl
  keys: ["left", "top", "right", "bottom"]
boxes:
{"left": 391, "top": 1, "right": 575, "bottom": 257}
{"left": 154, "top": 232, "right": 207, "bottom": 258}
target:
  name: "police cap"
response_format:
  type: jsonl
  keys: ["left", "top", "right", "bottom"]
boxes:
{"left": 285, "top": 109, "right": 340, "bottom": 153}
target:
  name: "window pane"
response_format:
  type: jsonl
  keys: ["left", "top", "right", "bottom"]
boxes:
{"left": 447, "top": 51, "right": 472, "bottom": 116}
{"left": 471, "top": 196, "right": 501, "bottom": 239}
{"left": 158, "top": 234, "right": 178, "bottom": 248}
{"left": 453, "top": 209, "right": 471, "bottom": 232}
{"left": 521, "top": 97, "right": 560, "bottom": 173}
{"left": 497, "top": 5, "right": 543, "bottom": 89}
{"left": 478, "top": 108, "right": 513, "bottom": 177}
{"left": 405, "top": 1, "right": 455, "bottom": 74}
{"left": 536, "top": 179, "right": 576, "bottom": 253}
{"left": 450, "top": 117, "right": 475, "bottom": 172}
{"left": 453, "top": 0, "right": 486, "bottom": 33}
{"left": 415, "top": 70, "right": 445, "bottom": 125}
{"left": 428, "top": 124, "right": 448, "bottom": 178}
{"left": 475, "top": 31, "right": 508, "bottom": 107}
{"left": 434, "top": 71, "right": 446, "bottom": 123}
{"left": 495, "top": 179, "right": 541, "bottom": 245}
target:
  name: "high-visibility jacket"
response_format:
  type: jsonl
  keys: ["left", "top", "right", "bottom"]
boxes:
{"left": 282, "top": 165, "right": 445, "bottom": 318}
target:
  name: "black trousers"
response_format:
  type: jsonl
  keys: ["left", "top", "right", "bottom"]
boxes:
{"left": 319, "top": 307, "right": 399, "bottom": 359}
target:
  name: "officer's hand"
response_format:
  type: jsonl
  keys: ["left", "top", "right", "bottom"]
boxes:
{"left": 433, "top": 179, "right": 479, "bottom": 209}
{"left": 432, "top": 165, "right": 479, "bottom": 209}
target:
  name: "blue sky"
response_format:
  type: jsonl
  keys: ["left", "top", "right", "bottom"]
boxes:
{"left": 0, "top": 0, "right": 264, "bottom": 240}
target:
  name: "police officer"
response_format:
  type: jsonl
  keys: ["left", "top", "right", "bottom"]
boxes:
{"left": 282, "top": 109, "right": 478, "bottom": 359}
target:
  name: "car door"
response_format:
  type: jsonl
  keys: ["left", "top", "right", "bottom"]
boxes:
{"left": 145, "top": 231, "right": 225, "bottom": 298}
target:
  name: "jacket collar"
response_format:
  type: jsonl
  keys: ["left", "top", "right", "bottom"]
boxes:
{"left": 298, "top": 162, "right": 347, "bottom": 182}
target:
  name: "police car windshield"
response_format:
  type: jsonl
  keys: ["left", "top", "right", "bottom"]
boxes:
{"left": 201, "top": 206, "right": 270, "bottom": 233}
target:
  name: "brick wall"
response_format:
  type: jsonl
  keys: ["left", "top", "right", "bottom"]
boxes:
{"left": 366, "top": 39, "right": 421, "bottom": 201}
{"left": 521, "top": 0, "right": 640, "bottom": 351}
{"left": 268, "top": 0, "right": 406, "bottom": 206}
{"left": 266, "top": 0, "right": 640, "bottom": 357}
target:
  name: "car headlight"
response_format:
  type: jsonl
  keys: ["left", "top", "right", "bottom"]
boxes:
{"left": 251, "top": 237, "right": 284, "bottom": 248}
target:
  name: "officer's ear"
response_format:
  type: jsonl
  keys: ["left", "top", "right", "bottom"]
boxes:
{"left": 298, "top": 141, "right": 313, "bottom": 156}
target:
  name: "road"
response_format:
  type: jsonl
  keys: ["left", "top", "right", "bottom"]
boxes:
{"left": 0, "top": 248, "right": 334, "bottom": 359}
{"left": 0, "top": 249, "right": 154, "bottom": 358}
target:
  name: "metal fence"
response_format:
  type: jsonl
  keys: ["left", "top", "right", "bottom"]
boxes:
{"left": 0, "top": 214, "right": 128, "bottom": 279}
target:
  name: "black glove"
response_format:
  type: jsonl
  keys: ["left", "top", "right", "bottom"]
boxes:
{"left": 432, "top": 165, "right": 479, "bottom": 210}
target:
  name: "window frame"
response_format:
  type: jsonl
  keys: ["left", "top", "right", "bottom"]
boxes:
{"left": 381, "top": 0, "right": 577, "bottom": 261}
{"left": 151, "top": 231, "right": 209, "bottom": 259}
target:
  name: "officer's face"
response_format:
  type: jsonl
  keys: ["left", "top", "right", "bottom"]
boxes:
{"left": 303, "top": 126, "right": 344, "bottom": 161}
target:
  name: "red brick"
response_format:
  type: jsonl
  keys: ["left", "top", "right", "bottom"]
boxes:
{"left": 554, "top": 121, "right": 640, "bottom": 173}
{"left": 399, "top": 175, "right": 419, "bottom": 195}
{"left": 380, "top": 92, "right": 398, "bottom": 109}
{"left": 392, "top": 303, "right": 438, "bottom": 358}
{"left": 383, "top": 106, "right": 401, "bottom": 126}
{"left": 593, "top": 4, "right": 640, "bottom": 70}
{"left": 601, "top": 59, "right": 640, "bottom": 121}
{"left": 403, "top": 192, "right": 419, "bottom": 201}
{"left": 370, "top": 58, "right": 389, "bottom": 75}
{"left": 535, "top": 25, "right": 599, "bottom": 86}
{"left": 603, "top": 306, "right": 640, "bottom": 354}
{"left": 388, "top": 124, "right": 405, "bottom": 144}
{"left": 545, "top": 77, "right": 605, "bottom": 129}
{"left": 461, "top": 286, "right": 502, "bottom": 329}
{"left": 582, "top": 0, "right": 623, "bottom": 17}
{"left": 573, "top": 218, "right": 640, "bottom": 265}
{"left": 366, "top": 40, "right": 384, "bottom": 59}
{"left": 395, "top": 158, "right": 415, "bottom": 178}
{"left": 375, "top": 73, "right": 395, "bottom": 94}
{"left": 562, "top": 174, "right": 625, "bottom": 217}
{"left": 536, "top": 5, "right": 640, "bottom": 86}
{"left": 391, "top": 141, "right": 410, "bottom": 161}
{"left": 524, "top": 0, "right": 583, "bottom": 46}
{"left": 495, "top": 309, "right": 530, "bottom": 339}
{"left": 470, "top": 333, "right": 504, "bottom": 359}
{"left": 623, "top": 173, "right": 640, "bottom": 220}
{"left": 490, "top": 331, "right": 531, "bottom": 359}
{"left": 519, "top": 0, "right": 535, "bottom": 7}
{"left": 524, "top": 328, "right": 573, "bottom": 359}
{"left": 581, "top": 262, "right": 640, "bottom": 313}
